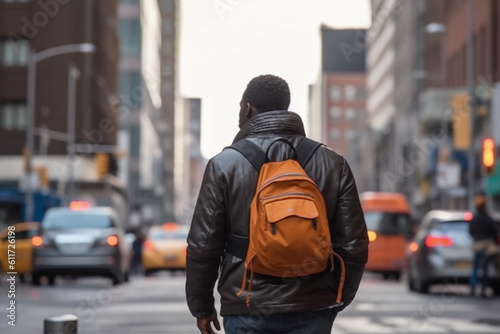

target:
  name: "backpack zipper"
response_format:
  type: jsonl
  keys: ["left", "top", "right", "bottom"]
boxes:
{"left": 262, "top": 192, "right": 314, "bottom": 201}
{"left": 258, "top": 173, "right": 307, "bottom": 192}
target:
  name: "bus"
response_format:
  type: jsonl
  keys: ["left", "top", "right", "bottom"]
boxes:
{"left": 360, "top": 192, "right": 414, "bottom": 280}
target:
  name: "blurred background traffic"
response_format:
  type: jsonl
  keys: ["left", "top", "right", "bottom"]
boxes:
{"left": 1, "top": 0, "right": 500, "bottom": 333}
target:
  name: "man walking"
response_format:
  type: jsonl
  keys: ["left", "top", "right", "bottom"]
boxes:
{"left": 469, "top": 195, "right": 500, "bottom": 298}
{"left": 186, "top": 74, "right": 368, "bottom": 333}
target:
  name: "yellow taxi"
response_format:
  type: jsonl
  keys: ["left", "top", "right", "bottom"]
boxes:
{"left": 142, "top": 223, "right": 188, "bottom": 276}
{"left": 0, "top": 222, "right": 40, "bottom": 281}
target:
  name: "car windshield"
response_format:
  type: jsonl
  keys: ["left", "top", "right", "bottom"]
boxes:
{"left": 43, "top": 213, "right": 112, "bottom": 229}
{"left": 429, "top": 221, "right": 472, "bottom": 246}
{"left": 364, "top": 212, "right": 412, "bottom": 237}
{"left": 151, "top": 231, "right": 188, "bottom": 240}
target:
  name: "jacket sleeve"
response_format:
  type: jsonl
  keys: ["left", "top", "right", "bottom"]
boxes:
{"left": 332, "top": 158, "right": 368, "bottom": 310}
{"left": 186, "top": 158, "right": 227, "bottom": 318}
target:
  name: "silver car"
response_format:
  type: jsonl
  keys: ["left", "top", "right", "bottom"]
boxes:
{"left": 32, "top": 205, "right": 130, "bottom": 286}
{"left": 407, "top": 210, "right": 500, "bottom": 295}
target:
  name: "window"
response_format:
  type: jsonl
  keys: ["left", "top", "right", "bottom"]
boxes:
{"left": 0, "top": 38, "right": 30, "bottom": 66}
{"left": 1, "top": 102, "right": 27, "bottom": 130}
{"left": 345, "top": 108, "right": 356, "bottom": 121}
{"left": 345, "top": 85, "right": 356, "bottom": 101}
{"left": 329, "top": 107, "right": 341, "bottom": 120}
{"left": 329, "top": 128, "right": 341, "bottom": 142}
{"left": 329, "top": 86, "right": 341, "bottom": 102}
{"left": 345, "top": 85, "right": 366, "bottom": 101}
{"left": 118, "top": 19, "right": 141, "bottom": 56}
{"left": 345, "top": 130, "right": 358, "bottom": 140}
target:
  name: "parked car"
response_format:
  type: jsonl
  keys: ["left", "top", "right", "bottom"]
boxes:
{"left": 407, "top": 210, "right": 500, "bottom": 295}
{"left": 142, "top": 223, "right": 188, "bottom": 276}
{"left": 31, "top": 202, "right": 130, "bottom": 286}
{"left": 361, "top": 192, "right": 414, "bottom": 280}
{"left": 0, "top": 222, "right": 40, "bottom": 281}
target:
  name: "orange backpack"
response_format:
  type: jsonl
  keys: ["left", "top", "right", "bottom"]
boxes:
{"left": 228, "top": 138, "right": 345, "bottom": 307}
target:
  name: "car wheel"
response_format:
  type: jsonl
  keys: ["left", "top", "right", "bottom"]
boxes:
{"left": 393, "top": 272, "right": 401, "bottom": 281}
{"left": 144, "top": 269, "right": 154, "bottom": 277}
{"left": 31, "top": 273, "right": 41, "bottom": 286}
{"left": 415, "top": 277, "right": 430, "bottom": 294}
{"left": 382, "top": 273, "right": 391, "bottom": 280}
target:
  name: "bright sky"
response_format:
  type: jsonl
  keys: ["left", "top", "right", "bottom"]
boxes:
{"left": 179, "top": 0, "right": 371, "bottom": 158}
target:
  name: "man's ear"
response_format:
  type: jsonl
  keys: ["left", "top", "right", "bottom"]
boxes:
{"left": 246, "top": 103, "right": 258, "bottom": 119}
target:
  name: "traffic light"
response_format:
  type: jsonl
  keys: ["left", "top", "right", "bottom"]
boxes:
{"left": 482, "top": 137, "right": 495, "bottom": 175}
{"left": 95, "top": 153, "right": 109, "bottom": 177}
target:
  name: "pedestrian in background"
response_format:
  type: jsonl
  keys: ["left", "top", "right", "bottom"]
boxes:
{"left": 469, "top": 195, "right": 500, "bottom": 298}
{"left": 186, "top": 74, "right": 368, "bottom": 334}
{"left": 132, "top": 228, "right": 145, "bottom": 276}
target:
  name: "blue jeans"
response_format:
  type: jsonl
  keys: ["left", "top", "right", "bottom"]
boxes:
{"left": 470, "top": 251, "right": 490, "bottom": 295}
{"left": 223, "top": 309, "right": 338, "bottom": 334}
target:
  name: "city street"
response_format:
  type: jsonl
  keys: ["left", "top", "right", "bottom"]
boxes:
{"left": 1, "top": 272, "right": 499, "bottom": 334}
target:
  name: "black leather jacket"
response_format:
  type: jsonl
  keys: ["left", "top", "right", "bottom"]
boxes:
{"left": 186, "top": 111, "right": 368, "bottom": 317}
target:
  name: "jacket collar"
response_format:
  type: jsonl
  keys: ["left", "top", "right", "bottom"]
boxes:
{"left": 232, "top": 110, "right": 306, "bottom": 144}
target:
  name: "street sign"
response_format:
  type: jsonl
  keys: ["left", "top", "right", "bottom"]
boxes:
{"left": 436, "top": 163, "right": 461, "bottom": 189}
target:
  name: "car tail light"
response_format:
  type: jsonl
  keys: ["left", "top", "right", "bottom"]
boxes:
{"left": 107, "top": 235, "right": 119, "bottom": 247}
{"left": 425, "top": 235, "right": 454, "bottom": 248}
{"left": 464, "top": 212, "right": 473, "bottom": 221}
{"left": 32, "top": 235, "right": 44, "bottom": 247}
{"left": 69, "top": 201, "right": 91, "bottom": 211}
{"left": 144, "top": 240, "right": 155, "bottom": 251}
{"left": 367, "top": 230, "right": 377, "bottom": 242}
{"left": 408, "top": 241, "right": 419, "bottom": 253}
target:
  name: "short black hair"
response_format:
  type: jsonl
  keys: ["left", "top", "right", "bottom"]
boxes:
{"left": 243, "top": 74, "right": 290, "bottom": 113}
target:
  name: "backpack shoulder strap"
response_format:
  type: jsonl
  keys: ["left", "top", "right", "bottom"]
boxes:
{"left": 296, "top": 137, "right": 323, "bottom": 168}
{"left": 228, "top": 139, "right": 266, "bottom": 172}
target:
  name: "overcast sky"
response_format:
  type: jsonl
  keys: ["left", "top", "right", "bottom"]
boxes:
{"left": 179, "top": 0, "right": 371, "bottom": 158}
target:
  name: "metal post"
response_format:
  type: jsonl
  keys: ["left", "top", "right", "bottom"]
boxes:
{"left": 466, "top": 0, "right": 475, "bottom": 210}
{"left": 67, "top": 64, "right": 80, "bottom": 204}
{"left": 24, "top": 53, "right": 36, "bottom": 221}
{"left": 44, "top": 314, "right": 77, "bottom": 334}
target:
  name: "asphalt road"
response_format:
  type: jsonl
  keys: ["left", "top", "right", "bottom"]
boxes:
{"left": 1, "top": 272, "right": 499, "bottom": 334}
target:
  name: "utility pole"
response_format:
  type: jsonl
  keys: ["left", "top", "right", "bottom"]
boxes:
{"left": 466, "top": 0, "right": 475, "bottom": 210}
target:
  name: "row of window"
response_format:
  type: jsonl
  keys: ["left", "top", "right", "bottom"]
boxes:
{"left": 329, "top": 107, "right": 365, "bottom": 121}
{"left": 329, "top": 128, "right": 359, "bottom": 142}
{"left": 329, "top": 85, "right": 366, "bottom": 102}
{"left": 1, "top": 102, "right": 27, "bottom": 130}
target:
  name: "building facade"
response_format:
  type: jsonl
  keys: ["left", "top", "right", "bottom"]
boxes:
{"left": 0, "top": 0, "right": 120, "bottom": 224}
{"left": 116, "top": 0, "right": 179, "bottom": 224}
{"left": 309, "top": 26, "right": 371, "bottom": 192}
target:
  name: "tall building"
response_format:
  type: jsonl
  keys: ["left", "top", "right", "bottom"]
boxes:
{"left": 309, "top": 26, "right": 371, "bottom": 192}
{"left": 116, "top": 0, "right": 179, "bottom": 224}
{"left": 0, "top": 0, "right": 120, "bottom": 224}
{"left": 176, "top": 98, "right": 206, "bottom": 225}
{"left": 158, "top": 0, "right": 180, "bottom": 222}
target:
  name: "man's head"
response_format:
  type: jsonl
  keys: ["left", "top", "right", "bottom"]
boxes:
{"left": 239, "top": 74, "right": 291, "bottom": 128}
{"left": 475, "top": 194, "right": 487, "bottom": 210}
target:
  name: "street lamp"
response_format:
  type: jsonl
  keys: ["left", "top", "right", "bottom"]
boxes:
{"left": 24, "top": 43, "right": 96, "bottom": 221}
